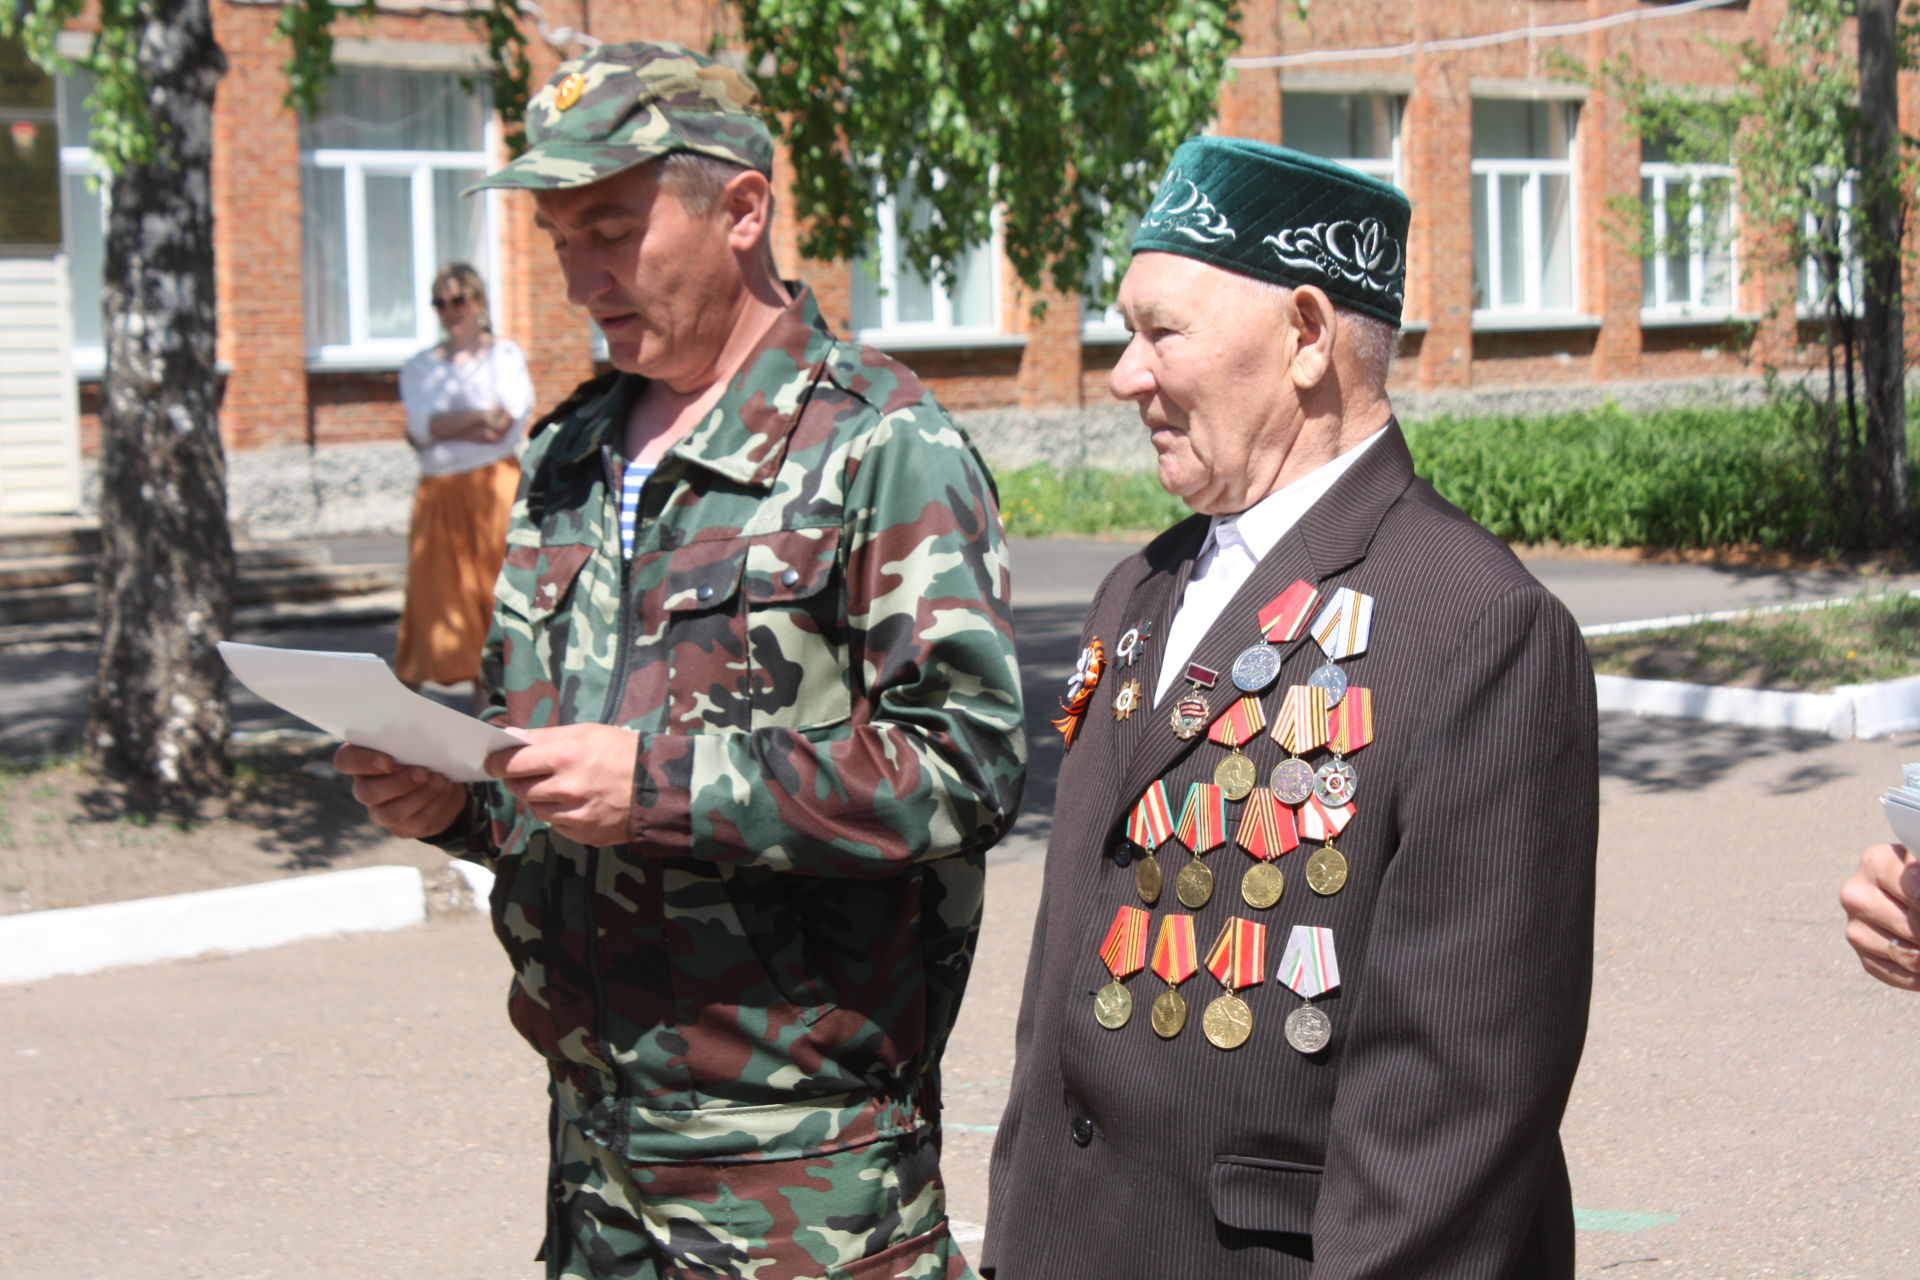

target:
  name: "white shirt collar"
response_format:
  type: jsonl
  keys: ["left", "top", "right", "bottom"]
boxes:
{"left": 1209, "top": 426, "right": 1386, "bottom": 566}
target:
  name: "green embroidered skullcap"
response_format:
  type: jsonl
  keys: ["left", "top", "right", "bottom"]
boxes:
{"left": 1131, "top": 136, "right": 1411, "bottom": 327}
{"left": 466, "top": 41, "right": 773, "bottom": 193}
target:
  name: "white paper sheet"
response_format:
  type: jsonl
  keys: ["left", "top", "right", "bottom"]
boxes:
{"left": 218, "top": 641, "right": 523, "bottom": 782}
{"left": 1886, "top": 787, "right": 1920, "bottom": 852}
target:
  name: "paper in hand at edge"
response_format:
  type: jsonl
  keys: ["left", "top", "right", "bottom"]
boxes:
{"left": 218, "top": 641, "right": 523, "bottom": 783}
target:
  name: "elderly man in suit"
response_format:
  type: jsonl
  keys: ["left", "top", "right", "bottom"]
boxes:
{"left": 981, "top": 137, "right": 1599, "bottom": 1279}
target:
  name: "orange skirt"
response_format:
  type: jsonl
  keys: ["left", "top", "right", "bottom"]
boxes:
{"left": 394, "top": 456, "right": 520, "bottom": 686}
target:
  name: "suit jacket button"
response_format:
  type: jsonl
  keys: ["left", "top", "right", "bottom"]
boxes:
{"left": 1071, "top": 1115, "right": 1094, "bottom": 1147}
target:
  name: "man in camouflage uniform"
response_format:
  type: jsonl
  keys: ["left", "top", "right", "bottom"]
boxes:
{"left": 337, "top": 42, "right": 1026, "bottom": 1280}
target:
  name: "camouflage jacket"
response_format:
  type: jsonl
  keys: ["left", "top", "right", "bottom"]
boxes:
{"left": 439, "top": 287, "right": 1026, "bottom": 1166}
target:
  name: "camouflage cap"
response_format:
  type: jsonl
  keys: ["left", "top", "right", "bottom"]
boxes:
{"left": 466, "top": 41, "right": 772, "bottom": 193}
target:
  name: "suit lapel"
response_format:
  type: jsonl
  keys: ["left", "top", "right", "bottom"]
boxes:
{"left": 1117, "top": 422, "right": 1418, "bottom": 802}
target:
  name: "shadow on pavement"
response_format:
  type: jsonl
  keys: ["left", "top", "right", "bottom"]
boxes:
{"left": 1598, "top": 712, "right": 1853, "bottom": 793}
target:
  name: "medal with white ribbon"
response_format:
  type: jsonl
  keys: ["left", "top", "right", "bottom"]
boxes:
{"left": 1094, "top": 905, "right": 1150, "bottom": 1030}
{"left": 1126, "top": 780, "right": 1175, "bottom": 905}
{"left": 1307, "top": 586, "right": 1374, "bottom": 708}
{"left": 1206, "top": 696, "right": 1266, "bottom": 802}
{"left": 1269, "top": 684, "right": 1329, "bottom": 805}
{"left": 1201, "top": 917, "right": 1268, "bottom": 1050}
{"left": 1278, "top": 924, "right": 1340, "bottom": 1054}
{"left": 1172, "top": 782, "right": 1227, "bottom": 909}
{"left": 1149, "top": 913, "right": 1199, "bottom": 1039}
{"left": 1235, "top": 787, "right": 1298, "bottom": 909}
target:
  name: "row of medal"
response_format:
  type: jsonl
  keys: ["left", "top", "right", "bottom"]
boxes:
{"left": 1094, "top": 910, "right": 1340, "bottom": 1053}
{"left": 1071, "top": 578, "right": 1376, "bottom": 1054}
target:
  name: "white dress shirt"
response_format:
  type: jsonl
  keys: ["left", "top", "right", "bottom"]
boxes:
{"left": 400, "top": 338, "right": 536, "bottom": 477}
{"left": 1154, "top": 429, "right": 1385, "bottom": 704}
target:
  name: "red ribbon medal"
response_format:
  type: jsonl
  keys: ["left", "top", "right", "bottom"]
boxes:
{"left": 1092, "top": 904, "right": 1150, "bottom": 1030}
{"left": 1258, "top": 580, "right": 1322, "bottom": 643}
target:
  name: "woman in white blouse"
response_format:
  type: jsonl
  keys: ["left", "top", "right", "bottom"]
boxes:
{"left": 394, "top": 262, "right": 534, "bottom": 694}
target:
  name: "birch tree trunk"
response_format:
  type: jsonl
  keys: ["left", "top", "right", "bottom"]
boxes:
{"left": 84, "top": 0, "right": 234, "bottom": 800}
{"left": 1857, "top": 0, "right": 1910, "bottom": 538}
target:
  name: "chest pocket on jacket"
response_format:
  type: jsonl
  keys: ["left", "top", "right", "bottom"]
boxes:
{"left": 494, "top": 541, "right": 595, "bottom": 728}
{"left": 661, "top": 526, "right": 847, "bottom": 733}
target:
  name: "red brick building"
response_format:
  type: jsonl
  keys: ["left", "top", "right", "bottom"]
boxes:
{"left": 6, "top": 0, "right": 1914, "bottom": 517}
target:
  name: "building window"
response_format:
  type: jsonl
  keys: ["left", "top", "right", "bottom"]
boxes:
{"left": 300, "top": 68, "right": 495, "bottom": 364}
{"left": 1283, "top": 91, "right": 1403, "bottom": 188}
{"left": 852, "top": 184, "right": 999, "bottom": 340}
{"left": 1471, "top": 99, "right": 1579, "bottom": 317}
{"left": 1640, "top": 136, "right": 1736, "bottom": 318}
{"left": 1081, "top": 210, "right": 1140, "bottom": 340}
{"left": 1799, "top": 172, "right": 1860, "bottom": 316}
{"left": 55, "top": 71, "right": 106, "bottom": 373}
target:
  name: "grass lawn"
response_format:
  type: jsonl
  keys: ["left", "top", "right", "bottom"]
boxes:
{"left": 1585, "top": 593, "right": 1920, "bottom": 692}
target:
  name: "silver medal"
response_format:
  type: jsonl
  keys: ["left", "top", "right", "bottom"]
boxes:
{"left": 1230, "top": 643, "right": 1282, "bottom": 694}
{"left": 1285, "top": 1003, "right": 1333, "bottom": 1054}
{"left": 1307, "top": 661, "right": 1348, "bottom": 707}
{"left": 1271, "top": 756, "right": 1316, "bottom": 806}
{"left": 1313, "top": 757, "right": 1358, "bottom": 807}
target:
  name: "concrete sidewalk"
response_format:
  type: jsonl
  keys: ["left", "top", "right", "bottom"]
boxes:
{"left": 4, "top": 718, "right": 1919, "bottom": 1278}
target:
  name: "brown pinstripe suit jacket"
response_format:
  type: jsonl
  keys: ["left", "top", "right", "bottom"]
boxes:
{"left": 981, "top": 423, "right": 1598, "bottom": 1279}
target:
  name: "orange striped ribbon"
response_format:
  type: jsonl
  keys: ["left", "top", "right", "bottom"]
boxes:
{"left": 1299, "top": 794, "right": 1355, "bottom": 842}
{"left": 1258, "top": 580, "right": 1322, "bottom": 643}
{"left": 1150, "top": 912, "right": 1198, "bottom": 986}
{"left": 1098, "top": 905, "right": 1150, "bottom": 980}
{"left": 1207, "top": 696, "right": 1267, "bottom": 748}
{"left": 1328, "top": 687, "right": 1375, "bottom": 754}
{"left": 1128, "top": 780, "right": 1175, "bottom": 850}
{"left": 1271, "top": 684, "right": 1330, "bottom": 754}
{"left": 1175, "top": 782, "right": 1226, "bottom": 854}
{"left": 1204, "top": 917, "right": 1268, "bottom": 992}
{"left": 1236, "top": 787, "right": 1300, "bottom": 860}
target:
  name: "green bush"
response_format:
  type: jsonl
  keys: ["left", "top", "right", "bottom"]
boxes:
{"left": 1403, "top": 400, "right": 1920, "bottom": 555}
{"left": 995, "top": 464, "right": 1190, "bottom": 538}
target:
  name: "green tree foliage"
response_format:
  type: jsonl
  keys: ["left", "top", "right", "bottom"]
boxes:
{"left": 735, "top": 0, "right": 1243, "bottom": 305}
{"left": 1578, "top": 0, "right": 1920, "bottom": 544}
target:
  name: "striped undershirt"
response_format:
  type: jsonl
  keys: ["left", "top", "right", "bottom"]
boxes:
{"left": 619, "top": 461, "right": 654, "bottom": 560}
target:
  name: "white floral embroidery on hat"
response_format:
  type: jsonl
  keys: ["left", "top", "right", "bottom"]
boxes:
{"left": 1264, "top": 216, "right": 1405, "bottom": 302}
{"left": 1140, "top": 169, "right": 1237, "bottom": 245}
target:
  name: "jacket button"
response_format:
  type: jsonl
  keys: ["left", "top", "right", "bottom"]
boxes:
{"left": 780, "top": 568, "right": 800, "bottom": 587}
{"left": 696, "top": 584, "right": 715, "bottom": 602}
{"left": 1071, "top": 1115, "right": 1094, "bottom": 1147}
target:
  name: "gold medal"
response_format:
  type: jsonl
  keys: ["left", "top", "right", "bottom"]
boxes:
{"left": 1135, "top": 851, "right": 1164, "bottom": 904}
{"left": 1202, "top": 993, "right": 1253, "bottom": 1050}
{"left": 1241, "top": 860, "right": 1284, "bottom": 909}
{"left": 1094, "top": 980, "right": 1133, "bottom": 1029}
{"left": 1175, "top": 856, "right": 1214, "bottom": 910}
{"left": 1151, "top": 988, "right": 1188, "bottom": 1038}
{"left": 1111, "top": 677, "right": 1142, "bottom": 721}
{"left": 1214, "top": 750, "right": 1257, "bottom": 801}
{"left": 1305, "top": 844, "right": 1349, "bottom": 896}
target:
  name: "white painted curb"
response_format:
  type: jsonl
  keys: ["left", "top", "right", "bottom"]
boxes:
{"left": 0, "top": 864, "right": 425, "bottom": 985}
{"left": 1593, "top": 673, "right": 1920, "bottom": 739}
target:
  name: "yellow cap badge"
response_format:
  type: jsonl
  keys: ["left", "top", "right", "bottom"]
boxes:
{"left": 553, "top": 72, "right": 586, "bottom": 111}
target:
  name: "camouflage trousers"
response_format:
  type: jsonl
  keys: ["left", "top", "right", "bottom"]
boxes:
{"left": 540, "top": 1078, "right": 976, "bottom": 1280}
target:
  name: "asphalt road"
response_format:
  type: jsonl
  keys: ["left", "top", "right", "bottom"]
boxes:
{"left": 5, "top": 538, "right": 1920, "bottom": 1276}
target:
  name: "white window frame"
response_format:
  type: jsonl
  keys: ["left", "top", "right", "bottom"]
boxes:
{"left": 300, "top": 87, "right": 501, "bottom": 368}
{"left": 55, "top": 76, "right": 107, "bottom": 377}
{"left": 852, "top": 184, "right": 1003, "bottom": 344}
{"left": 1472, "top": 102, "right": 1581, "bottom": 320}
{"left": 1283, "top": 93, "right": 1405, "bottom": 190}
{"left": 1641, "top": 161, "right": 1738, "bottom": 319}
{"left": 1799, "top": 171, "right": 1861, "bottom": 318}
